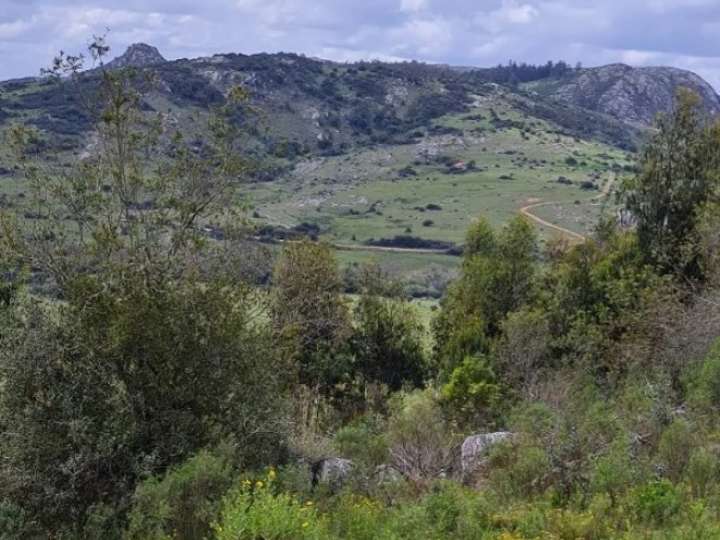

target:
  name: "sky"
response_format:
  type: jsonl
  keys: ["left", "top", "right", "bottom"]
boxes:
{"left": 1, "top": 0, "right": 720, "bottom": 90}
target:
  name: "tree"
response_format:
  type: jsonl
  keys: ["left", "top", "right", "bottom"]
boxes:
{"left": 621, "top": 89, "right": 720, "bottom": 279}
{"left": 433, "top": 216, "right": 538, "bottom": 377}
{"left": 271, "top": 240, "right": 352, "bottom": 419}
{"left": 351, "top": 265, "right": 427, "bottom": 392}
{"left": 0, "top": 39, "right": 287, "bottom": 535}
{"left": 440, "top": 355, "right": 501, "bottom": 429}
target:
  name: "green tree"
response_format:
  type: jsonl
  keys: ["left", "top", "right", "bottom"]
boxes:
{"left": 351, "top": 265, "right": 427, "bottom": 392}
{"left": 0, "top": 39, "right": 286, "bottom": 535}
{"left": 440, "top": 355, "right": 501, "bottom": 428}
{"left": 434, "top": 216, "right": 538, "bottom": 377}
{"left": 621, "top": 88, "right": 720, "bottom": 278}
{"left": 271, "top": 240, "right": 352, "bottom": 423}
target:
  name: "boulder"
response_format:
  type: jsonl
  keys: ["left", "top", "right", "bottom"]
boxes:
{"left": 374, "top": 464, "right": 403, "bottom": 485}
{"left": 461, "top": 432, "right": 514, "bottom": 477}
{"left": 310, "top": 457, "right": 353, "bottom": 491}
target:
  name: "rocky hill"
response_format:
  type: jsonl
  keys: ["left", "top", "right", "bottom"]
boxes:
{"left": 524, "top": 63, "right": 720, "bottom": 126}
{"left": 0, "top": 44, "right": 643, "bottom": 160}
{"left": 105, "top": 43, "right": 166, "bottom": 70}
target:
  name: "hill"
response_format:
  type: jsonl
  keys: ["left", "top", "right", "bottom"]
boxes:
{"left": 1, "top": 45, "right": 717, "bottom": 291}
{"left": 523, "top": 63, "right": 720, "bottom": 126}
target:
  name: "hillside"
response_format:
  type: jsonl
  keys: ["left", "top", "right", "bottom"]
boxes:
{"left": 523, "top": 63, "right": 720, "bottom": 126}
{"left": 1, "top": 44, "right": 717, "bottom": 291}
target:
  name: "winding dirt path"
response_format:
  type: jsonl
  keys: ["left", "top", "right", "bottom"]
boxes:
{"left": 519, "top": 175, "right": 616, "bottom": 243}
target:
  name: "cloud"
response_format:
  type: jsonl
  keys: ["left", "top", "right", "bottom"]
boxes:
{"left": 0, "top": 0, "right": 717, "bottom": 91}
{"left": 399, "top": 0, "right": 428, "bottom": 13}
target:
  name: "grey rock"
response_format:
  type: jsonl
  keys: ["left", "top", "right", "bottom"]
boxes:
{"left": 310, "top": 457, "right": 353, "bottom": 491}
{"left": 461, "top": 432, "right": 514, "bottom": 476}
{"left": 106, "top": 43, "right": 166, "bottom": 70}
{"left": 546, "top": 64, "right": 720, "bottom": 127}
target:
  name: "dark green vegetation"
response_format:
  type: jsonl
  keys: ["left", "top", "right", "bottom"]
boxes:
{"left": 0, "top": 39, "right": 719, "bottom": 538}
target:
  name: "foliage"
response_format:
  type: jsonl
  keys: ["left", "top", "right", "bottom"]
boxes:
{"left": 213, "top": 472, "right": 328, "bottom": 540}
{"left": 125, "top": 448, "right": 235, "bottom": 540}
{"left": 630, "top": 479, "right": 682, "bottom": 526}
{"left": 351, "top": 265, "right": 427, "bottom": 392}
{"left": 434, "top": 216, "right": 538, "bottom": 378}
{"left": 621, "top": 88, "right": 720, "bottom": 279}
{"left": 333, "top": 415, "right": 389, "bottom": 471}
{"left": 271, "top": 241, "right": 352, "bottom": 397}
{"left": 385, "top": 390, "right": 459, "bottom": 485}
{"left": 441, "top": 355, "right": 502, "bottom": 428}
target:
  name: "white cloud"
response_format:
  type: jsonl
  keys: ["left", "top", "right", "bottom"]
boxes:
{"left": 0, "top": 19, "right": 31, "bottom": 40}
{"left": 399, "top": 0, "right": 428, "bottom": 13}
{"left": 500, "top": 0, "right": 539, "bottom": 24}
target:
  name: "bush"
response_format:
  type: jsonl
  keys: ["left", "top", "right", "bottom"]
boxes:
{"left": 385, "top": 390, "right": 458, "bottom": 485}
{"left": 688, "top": 340, "right": 720, "bottom": 415}
{"left": 686, "top": 447, "right": 718, "bottom": 498}
{"left": 325, "top": 495, "right": 393, "bottom": 540}
{"left": 334, "top": 415, "right": 388, "bottom": 470}
{"left": 440, "top": 355, "right": 501, "bottom": 428}
{"left": 213, "top": 472, "right": 328, "bottom": 540}
{"left": 489, "top": 444, "right": 550, "bottom": 500}
{"left": 590, "top": 440, "right": 637, "bottom": 505}
{"left": 630, "top": 480, "right": 682, "bottom": 526}
{"left": 0, "top": 499, "right": 40, "bottom": 539}
{"left": 657, "top": 419, "right": 694, "bottom": 482}
{"left": 125, "top": 448, "right": 234, "bottom": 540}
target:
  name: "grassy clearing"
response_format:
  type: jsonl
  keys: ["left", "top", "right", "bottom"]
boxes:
{"left": 248, "top": 99, "right": 631, "bottom": 247}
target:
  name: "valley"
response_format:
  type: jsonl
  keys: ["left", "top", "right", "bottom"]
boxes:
{"left": 0, "top": 45, "right": 715, "bottom": 293}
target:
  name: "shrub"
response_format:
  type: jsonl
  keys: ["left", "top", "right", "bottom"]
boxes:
{"left": 686, "top": 448, "right": 718, "bottom": 498}
{"left": 489, "top": 444, "right": 550, "bottom": 500}
{"left": 334, "top": 415, "right": 388, "bottom": 470}
{"left": 125, "top": 448, "right": 234, "bottom": 540}
{"left": 590, "top": 440, "right": 637, "bottom": 506}
{"left": 630, "top": 479, "right": 682, "bottom": 526}
{"left": 440, "top": 355, "right": 501, "bottom": 428}
{"left": 385, "top": 390, "right": 458, "bottom": 485}
{"left": 657, "top": 419, "right": 694, "bottom": 482}
{"left": 688, "top": 340, "right": 720, "bottom": 415}
{"left": 0, "top": 499, "right": 40, "bottom": 540}
{"left": 325, "top": 495, "right": 392, "bottom": 540}
{"left": 213, "top": 472, "right": 328, "bottom": 540}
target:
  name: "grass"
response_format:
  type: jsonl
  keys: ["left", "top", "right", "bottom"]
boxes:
{"left": 2, "top": 84, "right": 636, "bottom": 294}
{"left": 247, "top": 97, "right": 631, "bottom": 247}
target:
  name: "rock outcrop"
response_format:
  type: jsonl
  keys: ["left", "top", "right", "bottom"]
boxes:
{"left": 545, "top": 64, "right": 720, "bottom": 126}
{"left": 106, "top": 43, "right": 166, "bottom": 70}
{"left": 310, "top": 457, "right": 353, "bottom": 491}
{"left": 461, "top": 432, "right": 514, "bottom": 477}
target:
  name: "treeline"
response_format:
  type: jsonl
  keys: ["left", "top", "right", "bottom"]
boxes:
{"left": 479, "top": 60, "right": 579, "bottom": 86}
{"left": 0, "top": 41, "right": 719, "bottom": 539}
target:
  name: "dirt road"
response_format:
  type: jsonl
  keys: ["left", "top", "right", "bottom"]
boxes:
{"left": 519, "top": 175, "right": 616, "bottom": 243}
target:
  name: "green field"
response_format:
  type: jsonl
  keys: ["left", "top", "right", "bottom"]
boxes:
{"left": 246, "top": 96, "right": 632, "bottom": 249}
{"left": 1, "top": 86, "right": 634, "bottom": 292}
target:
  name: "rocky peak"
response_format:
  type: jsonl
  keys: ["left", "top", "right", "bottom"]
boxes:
{"left": 106, "top": 43, "right": 166, "bottom": 69}
{"left": 549, "top": 63, "right": 720, "bottom": 126}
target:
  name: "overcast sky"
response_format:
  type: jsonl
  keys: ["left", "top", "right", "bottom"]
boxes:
{"left": 2, "top": 0, "right": 719, "bottom": 89}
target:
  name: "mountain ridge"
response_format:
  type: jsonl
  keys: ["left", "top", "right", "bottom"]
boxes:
{"left": 98, "top": 43, "right": 719, "bottom": 129}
